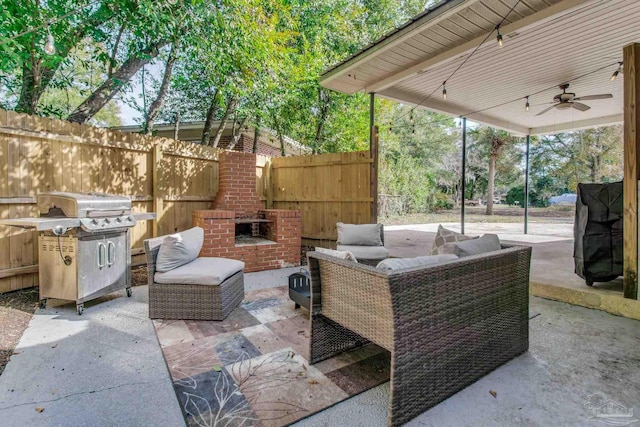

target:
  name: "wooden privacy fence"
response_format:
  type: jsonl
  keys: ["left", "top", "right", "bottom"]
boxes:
{"left": 0, "top": 109, "right": 269, "bottom": 293}
{"left": 270, "top": 151, "right": 374, "bottom": 247}
{"left": 0, "top": 109, "right": 372, "bottom": 293}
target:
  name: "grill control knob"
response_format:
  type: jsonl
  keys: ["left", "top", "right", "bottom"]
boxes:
{"left": 116, "top": 217, "right": 122, "bottom": 223}
{"left": 104, "top": 218, "right": 111, "bottom": 224}
{"left": 91, "top": 219, "right": 98, "bottom": 225}
{"left": 127, "top": 216, "right": 133, "bottom": 222}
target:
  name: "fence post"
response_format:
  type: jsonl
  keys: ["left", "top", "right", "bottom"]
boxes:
{"left": 152, "top": 143, "right": 163, "bottom": 237}
{"left": 623, "top": 43, "right": 640, "bottom": 299}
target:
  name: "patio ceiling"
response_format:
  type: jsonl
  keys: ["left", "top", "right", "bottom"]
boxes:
{"left": 320, "top": 0, "right": 640, "bottom": 136}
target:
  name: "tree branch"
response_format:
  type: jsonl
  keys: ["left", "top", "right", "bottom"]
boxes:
{"left": 210, "top": 96, "right": 237, "bottom": 148}
{"left": 67, "top": 39, "right": 169, "bottom": 123}
{"left": 143, "top": 41, "right": 179, "bottom": 134}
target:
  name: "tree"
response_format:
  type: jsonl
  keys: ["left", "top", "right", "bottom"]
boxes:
{"left": 533, "top": 126, "right": 622, "bottom": 195}
{"left": 1, "top": 0, "right": 204, "bottom": 123}
{"left": 37, "top": 39, "right": 122, "bottom": 127}
{"left": 468, "top": 126, "right": 519, "bottom": 215}
{"left": 378, "top": 105, "right": 458, "bottom": 213}
{"left": 143, "top": 41, "right": 179, "bottom": 134}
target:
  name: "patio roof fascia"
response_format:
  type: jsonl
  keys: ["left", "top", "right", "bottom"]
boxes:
{"left": 380, "top": 88, "right": 531, "bottom": 136}
{"left": 319, "top": 0, "right": 473, "bottom": 93}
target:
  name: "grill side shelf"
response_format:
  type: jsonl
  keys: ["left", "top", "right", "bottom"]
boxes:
{"left": 0, "top": 218, "right": 81, "bottom": 231}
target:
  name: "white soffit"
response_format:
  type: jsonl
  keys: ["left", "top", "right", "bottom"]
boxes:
{"left": 321, "top": 0, "right": 640, "bottom": 135}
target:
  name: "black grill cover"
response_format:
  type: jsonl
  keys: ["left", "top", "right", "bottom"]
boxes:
{"left": 573, "top": 182, "right": 623, "bottom": 284}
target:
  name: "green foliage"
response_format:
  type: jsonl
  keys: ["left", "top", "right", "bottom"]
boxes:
{"left": 532, "top": 126, "right": 623, "bottom": 193}
{"left": 378, "top": 105, "right": 459, "bottom": 214}
{"left": 505, "top": 185, "right": 548, "bottom": 208}
{"left": 433, "top": 191, "right": 454, "bottom": 210}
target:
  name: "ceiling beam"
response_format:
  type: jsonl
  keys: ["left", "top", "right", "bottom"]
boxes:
{"left": 319, "top": 0, "right": 476, "bottom": 88}
{"left": 379, "top": 88, "right": 530, "bottom": 136}
{"left": 365, "top": 0, "right": 594, "bottom": 94}
{"left": 529, "top": 114, "right": 623, "bottom": 135}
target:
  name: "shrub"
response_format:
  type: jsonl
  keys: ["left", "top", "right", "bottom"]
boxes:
{"left": 433, "top": 191, "right": 454, "bottom": 210}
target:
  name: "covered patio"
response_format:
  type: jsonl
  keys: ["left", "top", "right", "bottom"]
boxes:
{"left": 320, "top": 0, "right": 640, "bottom": 309}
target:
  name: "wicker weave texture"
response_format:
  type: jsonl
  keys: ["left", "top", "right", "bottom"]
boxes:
{"left": 144, "top": 237, "right": 244, "bottom": 321}
{"left": 308, "top": 245, "right": 531, "bottom": 427}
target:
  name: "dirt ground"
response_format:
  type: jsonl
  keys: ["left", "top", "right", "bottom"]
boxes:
{"left": 0, "top": 287, "right": 39, "bottom": 376}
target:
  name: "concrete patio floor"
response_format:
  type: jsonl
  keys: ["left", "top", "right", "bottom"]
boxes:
{"left": 1, "top": 228, "right": 639, "bottom": 427}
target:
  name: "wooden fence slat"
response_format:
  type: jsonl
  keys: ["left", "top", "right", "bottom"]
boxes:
{"left": 271, "top": 150, "right": 372, "bottom": 245}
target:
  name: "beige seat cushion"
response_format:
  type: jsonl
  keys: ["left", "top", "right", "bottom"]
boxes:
{"left": 337, "top": 244, "right": 389, "bottom": 260}
{"left": 154, "top": 257, "right": 244, "bottom": 286}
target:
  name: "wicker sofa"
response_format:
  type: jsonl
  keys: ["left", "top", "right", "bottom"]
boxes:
{"left": 307, "top": 244, "right": 531, "bottom": 426}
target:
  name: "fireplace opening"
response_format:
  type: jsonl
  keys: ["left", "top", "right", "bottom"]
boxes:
{"left": 234, "top": 219, "right": 275, "bottom": 246}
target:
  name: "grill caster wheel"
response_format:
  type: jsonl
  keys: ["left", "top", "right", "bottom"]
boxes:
{"left": 76, "top": 304, "right": 84, "bottom": 315}
{"left": 126, "top": 287, "right": 132, "bottom": 297}
{"left": 39, "top": 299, "right": 47, "bottom": 309}
{"left": 586, "top": 280, "right": 594, "bottom": 287}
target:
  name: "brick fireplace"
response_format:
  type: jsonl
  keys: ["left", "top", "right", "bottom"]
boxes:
{"left": 192, "top": 151, "right": 301, "bottom": 272}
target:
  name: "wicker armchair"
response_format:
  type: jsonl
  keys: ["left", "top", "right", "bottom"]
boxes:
{"left": 336, "top": 223, "right": 389, "bottom": 266}
{"left": 144, "top": 236, "right": 244, "bottom": 320}
{"left": 307, "top": 244, "right": 531, "bottom": 426}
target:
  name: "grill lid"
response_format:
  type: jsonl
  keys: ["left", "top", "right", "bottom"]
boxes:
{"left": 38, "top": 192, "right": 132, "bottom": 218}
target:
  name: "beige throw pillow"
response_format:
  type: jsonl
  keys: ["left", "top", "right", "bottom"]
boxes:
{"left": 376, "top": 254, "right": 458, "bottom": 271}
{"left": 156, "top": 227, "right": 204, "bottom": 272}
{"left": 430, "top": 225, "right": 476, "bottom": 255}
{"left": 454, "top": 234, "right": 501, "bottom": 257}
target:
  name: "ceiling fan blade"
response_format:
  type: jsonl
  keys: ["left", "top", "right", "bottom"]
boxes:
{"left": 536, "top": 104, "right": 559, "bottom": 116}
{"left": 572, "top": 102, "right": 591, "bottom": 112}
{"left": 573, "top": 94, "right": 613, "bottom": 101}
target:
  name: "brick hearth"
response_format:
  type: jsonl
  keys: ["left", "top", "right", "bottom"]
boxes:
{"left": 193, "top": 151, "right": 302, "bottom": 272}
{"left": 193, "top": 209, "right": 301, "bottom": 273}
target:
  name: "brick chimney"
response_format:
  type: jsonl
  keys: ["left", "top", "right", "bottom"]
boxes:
{"left": 212, "top": 151, "right": 264, "bottom": 218}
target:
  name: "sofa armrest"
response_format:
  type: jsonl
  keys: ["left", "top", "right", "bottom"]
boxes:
{"left": 143, "top": 236, "right": 166, "bottom": 287}
{"left": 387, "top": 245, "right": 531, "bottom": 423}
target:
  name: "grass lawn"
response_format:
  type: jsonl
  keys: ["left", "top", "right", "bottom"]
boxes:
{"left": 382, "top": 205, "right": 574, "bottom": 226}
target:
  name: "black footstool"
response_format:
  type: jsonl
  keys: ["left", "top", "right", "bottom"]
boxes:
{"left": 288, "top": 269, "right": 310, "bottom": 310}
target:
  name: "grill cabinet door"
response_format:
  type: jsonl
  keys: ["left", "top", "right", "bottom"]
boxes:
{"left": 77, "top": 231, "right": 129, "bottom": 301}
{"left": 103, "top": 231, "right": 129, "bottom": 292}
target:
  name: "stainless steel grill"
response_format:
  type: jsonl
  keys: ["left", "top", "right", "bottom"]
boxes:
{"left": 0, "top": 192, "right": 155, "bottom": 314}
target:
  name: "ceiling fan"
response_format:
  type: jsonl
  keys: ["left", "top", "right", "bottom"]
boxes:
{"left": 535, "top": 83, "right": 612, "bottom": 116}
